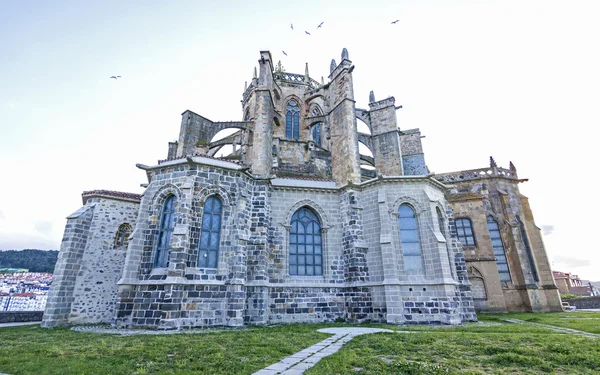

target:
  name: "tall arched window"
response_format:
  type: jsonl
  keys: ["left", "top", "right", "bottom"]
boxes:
{"left": 487, "top": 216, "right": 511, "bottom": 282}
{"left": 155, "top": 195, "right": 177, "bottom": 267}
{"left": 198, "top": 196, "right": 222, "bottom": 268}
{"left": 114, "top": 223, "right": 132, "bottom": 248}
{"left": 455, "top": 218, "right": 476, "bottom": 246}
{"left": 311, "top": 106, "right": 322, "bottom": 146}
{"left": 286, "top": 99, "right": 300, "bottom": 140}
{"left": 289, "top": 207, "right": 322, "bottom": 276}
{"left": 516, "top": 215, "right": 539, "bottom": 282}
{"left": 312, "top": 124, "right": 321, "bottom": 146}
{"left": 398, "top": 204, "right": 423, "bottom": 271}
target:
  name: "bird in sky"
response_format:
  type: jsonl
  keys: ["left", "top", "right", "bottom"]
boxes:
{"left": 317, "top": 22, "right": 324, "bottom": 28}
{"left": 391, "top": 20, "right": 399, "bottom": 24}
{"left": 290, "top": 23, "right": 294, "bottom": 30}
{"left": 282, "top": 50, "right": 287, "bottom": 56}
{"left": 305, "top": 30, "right": 311, "bottom": 35}
{"left": 110, "top": 75, "right": 121, "bottom": 79}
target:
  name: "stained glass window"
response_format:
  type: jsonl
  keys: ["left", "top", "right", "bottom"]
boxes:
{"left": 198, "top": 196, "right": 222, "bottom": 268}
{"left": 399, "top": 204, "right": 423, "bottom": 271}
{"left": 289, "top": 207, "right": 322, "bottom": 276}
{"left": 312, "top": 124, "right": 321, "bottom": 146}
{"left": 155, "top": 195, "right": 177, "bottom": 267}
{"left": 114, "top": 223, "right": 132, "bottom": 248}
{"left": 286, "top": 100, "right": 300, "bottom": 140}
{"left": 455, "top": 218, "right": 476, "bottom": 246}
{"left": 311, "top": 106, "right": 322, "bottom": 146}
{"left": 487, "top": 216, "right": 511, "bottom": 282}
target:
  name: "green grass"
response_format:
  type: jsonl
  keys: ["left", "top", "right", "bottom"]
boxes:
{"left": 306, "top": 330, "right": 600, "bottom": 375}
{"left": 484, "top": 311, "right": 600, "bottom": 334}
{"left": 0, "top": 324, "right": 329, "bottom": 375}
{"left": 1, "top": 313, "right": 599, "bottom": 375}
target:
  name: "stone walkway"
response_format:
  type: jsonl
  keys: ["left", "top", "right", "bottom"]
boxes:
{"left": 252, "top": 327, "right": 393, "bottom": 375}
{"left": 503, "top": 318, "right": 600, "bottom": 339}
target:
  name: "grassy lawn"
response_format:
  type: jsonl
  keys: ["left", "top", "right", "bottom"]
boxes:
{"left": 0, "top": 324, "right": 329, "bottom": 375}
{"left": 483, "top": 311, "right": 600, "bottom": 334}
{"left": 306, "top": 329, "right": 600, "bottom": 375}
{"left": 0, "top": 313, "right": 599, "bottom": 375}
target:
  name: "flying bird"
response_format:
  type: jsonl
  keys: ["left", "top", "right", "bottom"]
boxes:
{"left": 110, "top": 75, "right": 121, "bottom": 79}
{"left": 305, "top": 30, "right": 311, "bottom": 35}
{"left": 282, "top": 50, "right": 287, "bottom": 56}
{"left": 290, "top": 23, "right": 293, "bottom": 30}
{"left": 391, "top": 20, "right": 399, "bottom": 24}
{"left": 317, "top": 22, "right": 324, "bottom": 28}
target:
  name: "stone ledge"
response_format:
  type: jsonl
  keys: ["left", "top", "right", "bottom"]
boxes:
{"left": 0, "top": 311, "right": 44, "bottom": 323}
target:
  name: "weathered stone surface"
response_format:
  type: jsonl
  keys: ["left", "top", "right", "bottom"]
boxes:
{"left": 43, "top": 50, "right": 557, "bottom": 329}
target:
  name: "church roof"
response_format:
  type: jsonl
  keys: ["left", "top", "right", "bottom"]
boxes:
{"left": 82, "top": 190, "right": 143, "bottom": 204}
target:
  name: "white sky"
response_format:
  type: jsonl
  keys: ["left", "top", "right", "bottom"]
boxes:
{"left": 1, "top": 0, "right": 598, "bottom": 281}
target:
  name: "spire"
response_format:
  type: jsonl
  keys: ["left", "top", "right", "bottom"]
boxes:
{"left": 509, "top": 161, "right": 516, "bottom": 171}
{"left": 244, "top": 81, "right": 247, "bottom": 91}
{"left": 330, "top": 59, "right": 337, "bottom": 74}
{"left": 305, "top": 62, "right": 309, "bottom": 77}
{"left": 369, "top": 90, "right": 375, "bottom": 103}
{"left": 321, "top": 76, "right": 324, "bottom": 85}
{"left": 489, "top": 156, "right": 497, "bottom": 168}
{"left": 341, "top": 48, "right": 349, "bottom": 61}
{"left": 253, "top": 66, "right": 257, "bottom": 79}
{"left": 275, "top": 60, "right": 284, "bottom": 73}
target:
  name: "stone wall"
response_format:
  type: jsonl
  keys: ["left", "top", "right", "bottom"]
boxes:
{"left": 0, "top": 311, "right": 43, "bottom": 323}
{"left": 44, "top": 50, "right": 485, "bottom": 329}
{"left": 42, "top": 193, "right": 140, "bottom": 327}
{"left": 115, "top": 157, "right": 254, "bottom": 329}
{"left": 42, "top": 204, "right": 94, "bottom": 328}
{"left": 400, "top": 129, "right": 427, "bottom": 176}
{"left": 440, "top": 163, "right": 561, "bottom": 313}
{"left": 563, "top": 296, "right": 600, "bottom": 309}
{"left": 68, "top": 196, "right": 139, "bottom": 324}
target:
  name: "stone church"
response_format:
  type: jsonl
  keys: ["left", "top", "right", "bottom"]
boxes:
{"left": 42, "top": 50, "right": 561, "bottom": 329}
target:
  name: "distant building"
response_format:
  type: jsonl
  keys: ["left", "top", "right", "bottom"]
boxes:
{"left": 1, "top": 294, "right": 47, "bottom": 312}
{"left": 553, "top": 271, "right": 593, "bottom": 296}
{"left": 0, "top": 272, "right": 52, "bottom": 311}
{"left": 43, "top": 50, "right": 561, "bottom": 329}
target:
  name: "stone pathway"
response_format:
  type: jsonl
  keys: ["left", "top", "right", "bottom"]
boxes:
{"left": 252, "top": 327, "right": 393, "bottom": 375}
{"left": 503, "top": 318, "right": 600, "bottom": 339}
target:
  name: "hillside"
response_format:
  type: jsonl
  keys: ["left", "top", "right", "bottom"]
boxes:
{"left": 0, "top": 249, "right": 58, "bottom": 273}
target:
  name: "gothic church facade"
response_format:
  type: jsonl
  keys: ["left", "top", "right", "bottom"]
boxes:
{"left": 42, "top": 50, "right": 560, "bottom": 329}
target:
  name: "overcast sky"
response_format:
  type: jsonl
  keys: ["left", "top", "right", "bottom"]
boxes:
{"left": 1, "top": 0, "right": 598, "bottom": 281}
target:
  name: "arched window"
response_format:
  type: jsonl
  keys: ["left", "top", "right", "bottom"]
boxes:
{"left": 468, "top": 267, "right": 488, "bottom": 300}
{"left": 289, "top": 207, "right": 322, "bottom": 276}
{"left": 198, "top": 196, "right": 222, "bottom": 268}
{"left": 398, "top": 204, "right": 423, "bottom": 271}
{"left": 311, "top": 106, "right": 322, "bottom": 146}
{"left": 455, "top": 218, "right": 476, "bottom": 246}
{"left": 516, "top": 215, "right": 539, "bottom": 282}
{"left": 312, "top": 124, "right": 321, "bottom": 146}
{"left": 286, "top": 99, "right": 300, "bottom": 140}
{"left": 114, "top": 223, "right": 132, "bottom": 248}
{"left": 487, "top": 216, "right": 511, "bottom": 282}
{"left": 155, "top": 195, "right": 177, "bottom": 267}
